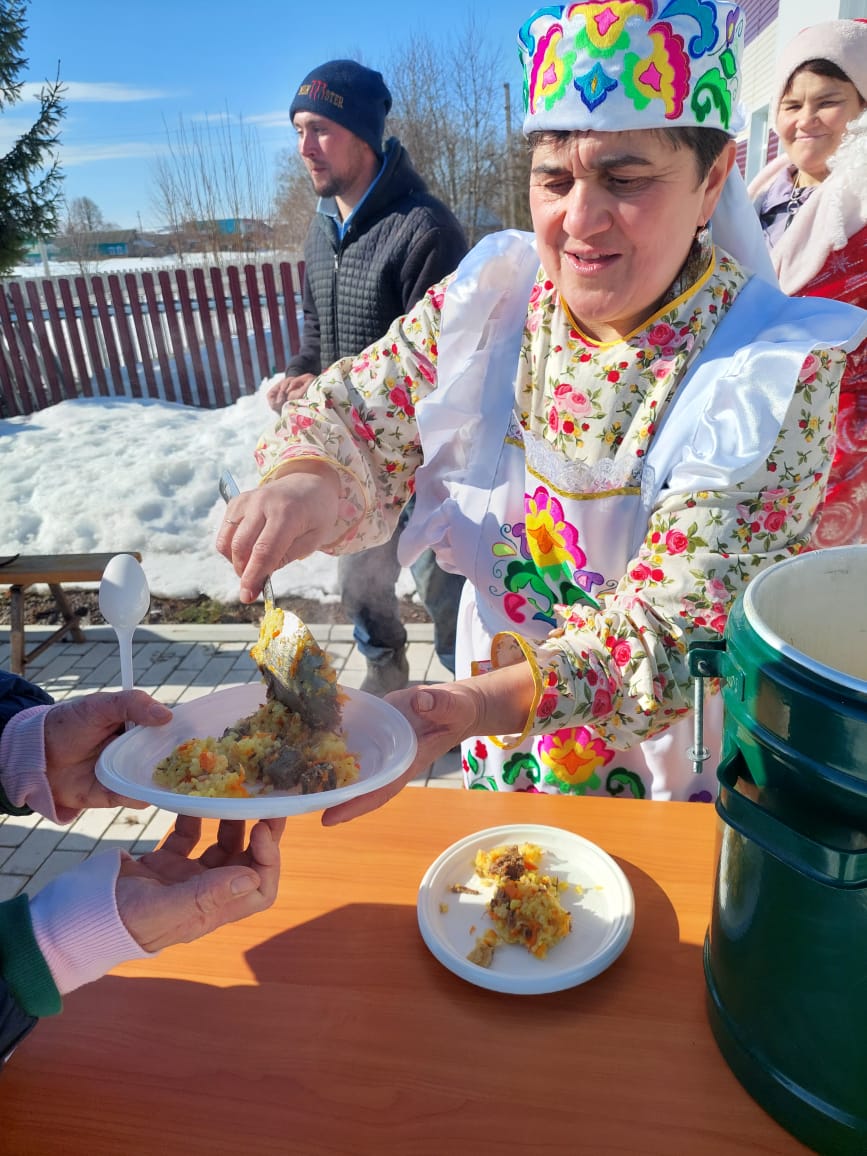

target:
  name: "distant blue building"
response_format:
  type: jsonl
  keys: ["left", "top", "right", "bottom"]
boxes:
{"left": 191, "top": 218, "right": 273, "bottom": 239}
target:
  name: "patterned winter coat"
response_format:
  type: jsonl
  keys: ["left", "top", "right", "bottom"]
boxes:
{"left": 750, "top": 110, "right": 867, "bottom": 546}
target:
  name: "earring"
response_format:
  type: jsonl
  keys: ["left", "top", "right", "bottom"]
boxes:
{"left": 695, "top": 222, "right": 710, "bottom": 244}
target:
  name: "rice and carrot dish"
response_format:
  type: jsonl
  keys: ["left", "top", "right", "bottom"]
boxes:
{"left": 153, "top": 699, "right": 360, "bottom": 799}
{"left": 466, "top": 842, "right": 572, "bottom": 966}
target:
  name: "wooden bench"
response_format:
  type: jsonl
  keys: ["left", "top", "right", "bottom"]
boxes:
{"left": 0, "top": 552, "right": 142, "bottom": 676}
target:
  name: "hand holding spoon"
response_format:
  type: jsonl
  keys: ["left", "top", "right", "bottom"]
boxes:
{"left": 219, "top": 469, "right": 340, "bottom": 729}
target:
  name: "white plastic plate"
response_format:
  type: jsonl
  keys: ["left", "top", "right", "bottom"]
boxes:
{"left": 96, "top": 682, "right": 417, "bottom": 819}
{"left": 417, "top": 823, "right": 634, "bottom": 994}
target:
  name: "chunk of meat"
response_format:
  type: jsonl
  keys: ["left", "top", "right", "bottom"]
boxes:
{"left": 297, "top": 761, "right": 337, "bottom": 794}
{"left": 488, "top": 845, "right": 528, "bottom": 880}
{"left": 258, "top": 747, "right": 338, "bottom": 794}
{"left": 259, "top": 746, "right": 307, "bottom": 790}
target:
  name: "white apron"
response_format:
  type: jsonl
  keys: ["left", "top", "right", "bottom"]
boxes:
{"left": 400, "top": 230, "right": 867, "bottom": 800}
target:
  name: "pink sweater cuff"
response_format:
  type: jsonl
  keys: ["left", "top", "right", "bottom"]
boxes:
{"left": 0, "top": 706, "right": 80, "bottom": 823}
{"left": 28, "top": 850, "right": 155, "bottom": 995}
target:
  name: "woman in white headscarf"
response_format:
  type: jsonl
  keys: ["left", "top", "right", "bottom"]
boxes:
{"left": 749, "top": 19, "right": 867, "bottom": 547}
{"left": 219, "top": 1, "right": 867, "bottom": 814}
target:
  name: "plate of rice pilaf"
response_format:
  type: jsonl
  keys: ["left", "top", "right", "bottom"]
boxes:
{"left": 95, "top": 681, "right": 417, "bottom": 819}
{"left": 417, "top": 824, "right": 634, "bottom": 995}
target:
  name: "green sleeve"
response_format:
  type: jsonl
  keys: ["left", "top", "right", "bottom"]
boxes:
{"left": 0, "top": 780, "right": 33, "bottom": 816}
{"left": 0, "top": 894, "right": 62, "bottom": 1016}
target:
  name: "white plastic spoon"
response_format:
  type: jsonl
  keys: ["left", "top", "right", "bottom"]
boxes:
{"left": 99, "top": 554, "right": 150, "bottom": 699}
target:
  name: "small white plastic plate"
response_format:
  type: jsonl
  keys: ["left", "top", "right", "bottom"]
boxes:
{"left": 417, "top": 823, "right": 634, "bottom": 995}
{"left": 96, "top": 681, "right": 417, "bottom": 819}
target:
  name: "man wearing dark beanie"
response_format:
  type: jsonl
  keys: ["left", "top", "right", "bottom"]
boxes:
{"left": 289, "top": 60, "right": 391, "bottom": 158}
{"left": 267, "top": 59, "right": 468, "bottom": 695}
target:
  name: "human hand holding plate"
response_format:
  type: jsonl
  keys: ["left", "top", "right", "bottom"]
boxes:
{"left": 322, "top": 681, "right": 477, "bottom": 825}
{"left": 43, "top": 689, "right": 174, "bottom": 813}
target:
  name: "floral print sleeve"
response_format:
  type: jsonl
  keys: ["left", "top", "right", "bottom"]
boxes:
{"left": 494, "top": 345, "right": 845, "bottom": 751}
{"left": 254, "top": 281, "right": 449, "bottom": 549}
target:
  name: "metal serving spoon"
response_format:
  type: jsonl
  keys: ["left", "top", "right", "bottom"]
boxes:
{"left": 219, "top": 469, "right": 341, "bottom": 730}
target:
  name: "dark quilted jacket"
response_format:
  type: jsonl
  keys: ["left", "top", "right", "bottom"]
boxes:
{"left": 286, "top": 138, "right": 467, "bottom": 374}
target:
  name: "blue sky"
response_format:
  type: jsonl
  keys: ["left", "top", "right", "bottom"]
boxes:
{"left": 9, "top": 0, "right": 534, "bottom": 231}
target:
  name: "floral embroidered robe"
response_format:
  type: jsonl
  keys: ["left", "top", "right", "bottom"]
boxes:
{"left": 256, "top": 246, "right": 848, "bottom": 801}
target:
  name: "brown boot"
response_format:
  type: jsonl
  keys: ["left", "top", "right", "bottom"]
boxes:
{"left": 360, "top": 648, "right": 410, "bottom": 696}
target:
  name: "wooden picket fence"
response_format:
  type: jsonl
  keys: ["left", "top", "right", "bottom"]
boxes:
{"left": 0, "top": 261, "right": 305, "bottom": 417}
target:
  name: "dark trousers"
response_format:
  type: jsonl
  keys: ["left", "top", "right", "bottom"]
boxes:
{"left": 338, "top": 517, "right": 462, "bottom": 673}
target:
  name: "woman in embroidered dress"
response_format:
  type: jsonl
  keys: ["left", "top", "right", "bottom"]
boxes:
{"left": 748, "top": 19, "right": 867, "bottom": 548}
{"left": 218, "top": 1, "right": 866, "bottom": 814}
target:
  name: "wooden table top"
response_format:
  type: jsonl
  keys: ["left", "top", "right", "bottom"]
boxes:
{"left": 0, "top": 791, "right": 809, "bottom": 1156}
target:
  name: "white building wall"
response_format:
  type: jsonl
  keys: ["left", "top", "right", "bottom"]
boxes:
{"left": 775, "top": 0, "right": 867, "bottom": 51}
{"left": 741, "top": 23, "right": 777, "bottom": 117}
{"left": 741, "top": 0, "right": 867, "bottom": 179}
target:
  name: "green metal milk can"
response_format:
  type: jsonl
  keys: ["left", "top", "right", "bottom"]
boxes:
{"left": 689, "top": 545, "right": 867, "bottom": 1155}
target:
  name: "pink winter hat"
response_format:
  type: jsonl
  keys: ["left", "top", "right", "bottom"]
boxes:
{"left": 771, "top": 19, "right": 867, "bottom": 130}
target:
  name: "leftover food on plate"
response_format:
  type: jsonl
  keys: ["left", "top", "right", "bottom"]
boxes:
{"left": 467, "top": 929, "right": 499, "bottom": 968}
{"left": 418, "top": 824, "right": 635, "bottom": 994}
{"left": 153, "top": 698, "right": 359, "bottom": 799}
{"left": 464, "top": 842, "right": 573, "bottom": 967}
